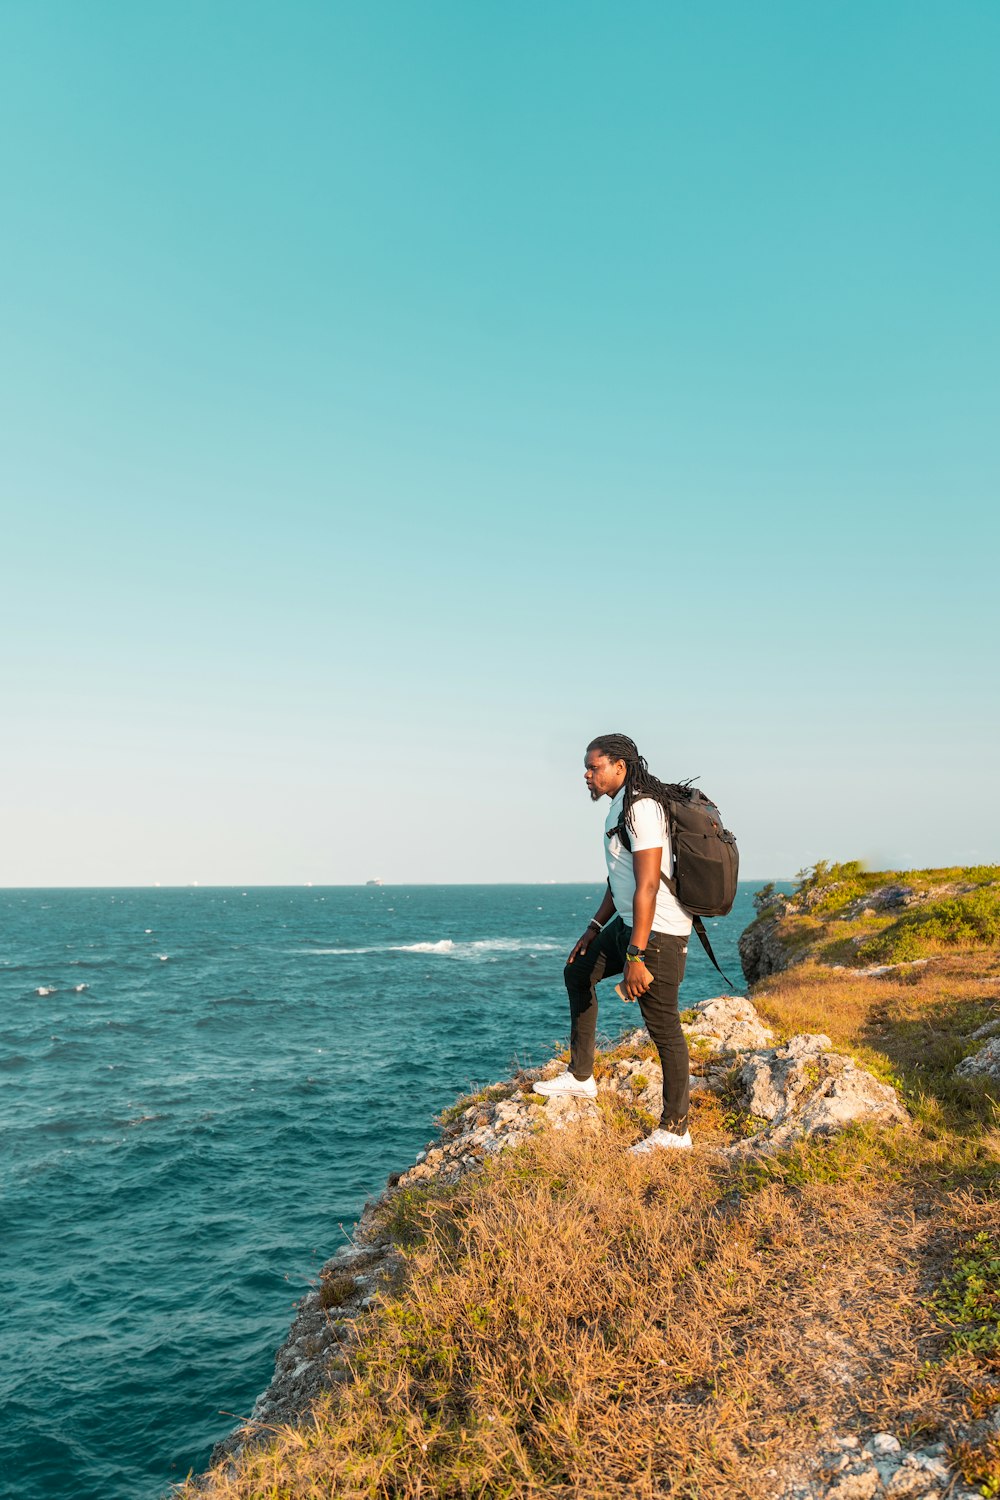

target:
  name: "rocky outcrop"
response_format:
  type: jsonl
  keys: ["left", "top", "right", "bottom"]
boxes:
{"left": 955, "top": 1034, "right": 1000, "bottom": 1084}
{"left": 845, "top": 885, "right": 922, "bottom": 917}
{"left": 395, "top": 1083, "right": 597, "bottom": 1192}
{"left": 725, "top": 1031, "right": 910, "bottom": 1155}
{"left": 682, "top": 993, "right": 774, "bottom": 1051}
{"left": 739, "top": 914, "right": 800, "bottom": 985}
{"left": 778, "top": 1415, "right": 1000, "bottom": 1499}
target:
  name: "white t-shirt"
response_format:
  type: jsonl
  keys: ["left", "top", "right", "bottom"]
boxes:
{"left": 603, "top": 785, "right": 693, "bottom": 937}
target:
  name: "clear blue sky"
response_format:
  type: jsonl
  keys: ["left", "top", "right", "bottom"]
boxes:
{"left": 1, "top": 2, "right": 997, "bottom": 885}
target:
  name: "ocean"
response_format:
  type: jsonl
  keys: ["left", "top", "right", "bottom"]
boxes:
{"left": 1, "top": 882, "right": 768, "bottom": 1499}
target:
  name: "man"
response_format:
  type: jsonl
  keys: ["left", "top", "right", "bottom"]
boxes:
{"left": 535, "top": 733, "right": 693, "bottom": 1153}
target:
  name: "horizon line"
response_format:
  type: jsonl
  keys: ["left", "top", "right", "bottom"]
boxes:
{"left": 1, "top": 878, "right": 795, "bottom": 891}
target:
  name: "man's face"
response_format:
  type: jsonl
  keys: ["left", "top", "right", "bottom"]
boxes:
{"left": 583, "top": 749, "right": 626, "bottom": 801}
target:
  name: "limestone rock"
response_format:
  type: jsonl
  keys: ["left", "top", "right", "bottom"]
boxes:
{"left": 836, "top": 959, "right": 929, "bottom": 979}
{"left": 681, "top": 994, "right": 774, "bottom": 1052}
{"left": 884, "top": 1468, "right": 936, "bottom": 1497}
{"left": 862, "top": 884, "right": 917, "bottom": 913}
{"left": 870, "top": 1432, "right": 901, "bottom": 1456}
{"left": 827, "top": 1465, "right": 880, "bottom": 1500}
{"left": 738, "top": 1033, "right": 832, "bottom": 1120}
{"left": 607, "top": 1055, "right": 665, "bottom": 1114}
{"left": 955, "top": 1035, "right": 1000, "bottom": 1083}
{"left": 542, "top": 1093, "right": 601, "bottom": 1133}
{"left": 777, "top": 1426, "right": 990, "bottom": 1499}
{"left": 726, "top": 1035, "right": 908, "bottom": 1155}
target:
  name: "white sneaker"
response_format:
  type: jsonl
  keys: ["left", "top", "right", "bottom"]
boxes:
{"left": 628, "top": 1128, "right": 692, "bottom": 1155}
{"left": 533, "top": 1071, "right": 598, "bottom": 1100}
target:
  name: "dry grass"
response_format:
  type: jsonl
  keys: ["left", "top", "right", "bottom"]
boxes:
{"left": 753, "top": 953, "right": 1000, "bottom": 1144}
{"left": 179, "top": 1133, "right": 997, "bottom": 1496}
{"left": 177, "top": 888, "right": 1000, "bottom": 1499}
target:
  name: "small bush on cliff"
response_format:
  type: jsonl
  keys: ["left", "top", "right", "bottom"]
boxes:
{"left": 858, "top": 886, "right": 1000, "bottom": 964}
{"left": 752, "top": 881, "right": 779, "bottom": 917}
{"left": 793, "top": 860, "right": 872, "bottom": 914}
{"left": 318, "top": 1274, "right": 357, "bottom": 1309}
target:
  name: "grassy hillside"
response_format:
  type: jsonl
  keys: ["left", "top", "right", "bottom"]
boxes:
{"left": 180, "top": 866, "right": 1000, "bottom": 1500}
{"left": 747, "top": 861, "right": 1000, "bottom": 969}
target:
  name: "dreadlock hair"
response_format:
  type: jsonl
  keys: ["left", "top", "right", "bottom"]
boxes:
{"left": 587, "top": 733, "right": 695, "bottom": 846}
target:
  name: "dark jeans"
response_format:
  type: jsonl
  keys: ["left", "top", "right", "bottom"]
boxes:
{"left": 564, "top": 916, "right": 690, "bottom": 1134}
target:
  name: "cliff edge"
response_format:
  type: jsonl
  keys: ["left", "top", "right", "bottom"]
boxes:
{"left": 179, "top": 864, "right": 1000, "bottom": 1500}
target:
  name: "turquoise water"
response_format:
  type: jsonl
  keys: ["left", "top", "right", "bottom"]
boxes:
{"left": 1, "top": 883, "right": 765, "bottom": 1499}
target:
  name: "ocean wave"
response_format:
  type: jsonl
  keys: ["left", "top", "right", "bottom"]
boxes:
{"left": 468, "top": 938, "right": 561, "bottom": 953}
{"left": 300, "top": 937, "right": 561, "bottom": 960}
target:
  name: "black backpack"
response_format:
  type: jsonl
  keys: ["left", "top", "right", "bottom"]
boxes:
{"left": 615, "top": 786, "right": 740, "bottom": 988}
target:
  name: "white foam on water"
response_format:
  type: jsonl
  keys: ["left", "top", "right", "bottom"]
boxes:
{"left": 36, "top": 986, "right": 55, "bottom": 996}
{"left": 397, "top": 939, "right": 456, "bottom": 954}
{"left": 299, "top": 937, "right": 561, "bottom": 959}
{"left": 74, "top": 984, "right": 88, "bottom": 993}
{"left": 467, "top": 938, "right": 560, "bottom": 954}
{"left": 301, "top": 946, "right": 381, "bottom": 955}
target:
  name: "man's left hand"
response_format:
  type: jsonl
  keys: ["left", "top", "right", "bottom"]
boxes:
{"left": 622, "top": 960, "right": 653, "bottom": 1001}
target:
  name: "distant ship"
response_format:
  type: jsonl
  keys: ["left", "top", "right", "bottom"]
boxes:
{"left": 365, "top": 878, "right": 384, "bottom": 886}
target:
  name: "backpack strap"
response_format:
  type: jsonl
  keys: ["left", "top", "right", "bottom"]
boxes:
{"left": 689, "top": 914, "right": 736, "bottom": 991}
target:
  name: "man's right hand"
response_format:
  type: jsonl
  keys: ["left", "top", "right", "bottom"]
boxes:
{"left": 567, "top": 929, "right": 598, "bottom": 965}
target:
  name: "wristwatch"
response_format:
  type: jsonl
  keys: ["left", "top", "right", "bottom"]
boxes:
{"left": 625, "top": 944, "right": 646, "bottom": 963}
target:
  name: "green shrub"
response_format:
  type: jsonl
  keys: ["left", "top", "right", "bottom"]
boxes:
{"left": 858, "top": 886, "right": 1000, "bottom": 964}
{"left": 931, "top": 1231, "right": 1000, "bottom": 1358}
{"left": 791, "top": 860, "right": 876, "bottom": 916}
{"left": 752, "top": 882, "right": 779, "bottom": 917}
{"left": 795, "top": 859, "right": 867, "bottom": 894}
{"left": 858, "top": 927, "right": 930, "bottom": 964}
